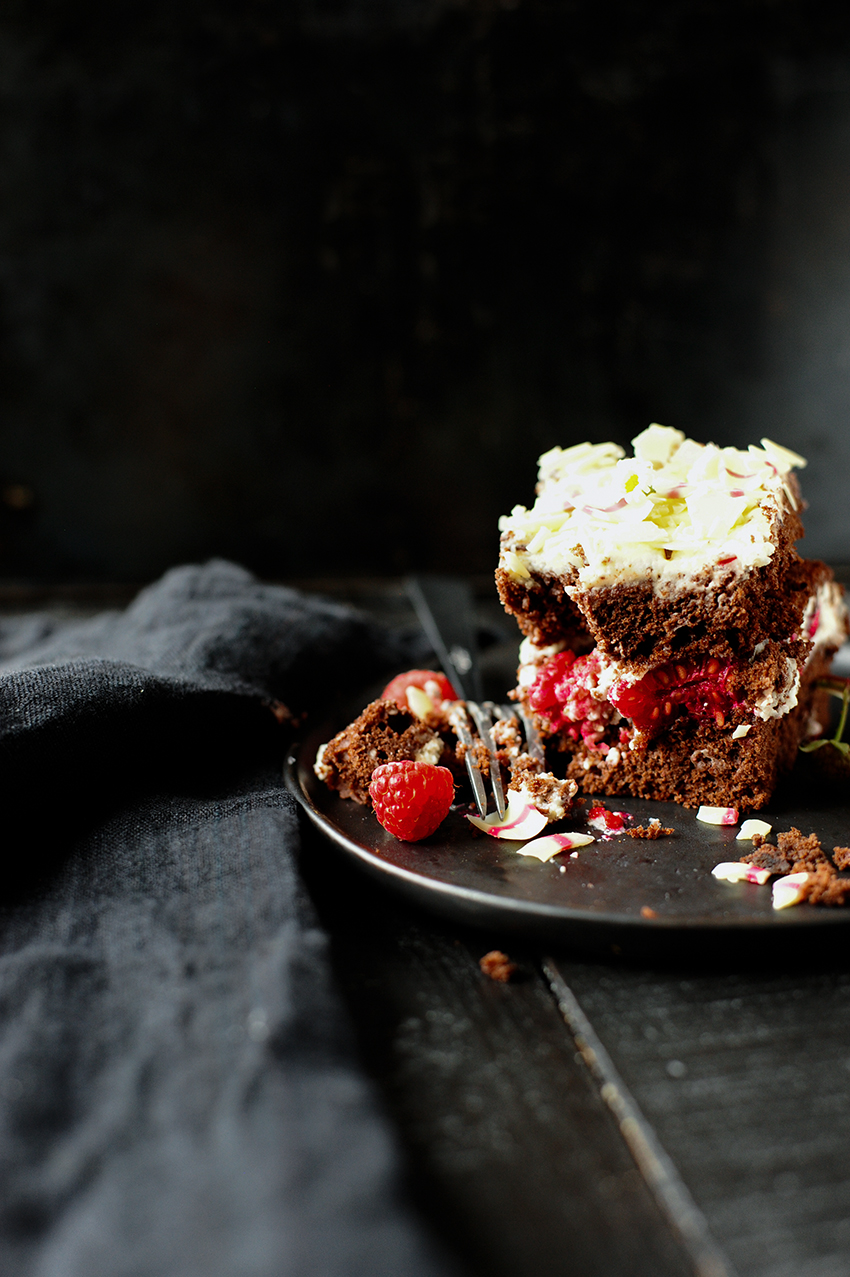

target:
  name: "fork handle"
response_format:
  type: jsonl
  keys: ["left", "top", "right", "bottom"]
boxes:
{"left": 405, "top": 575, "right": 484, "bottom": 703}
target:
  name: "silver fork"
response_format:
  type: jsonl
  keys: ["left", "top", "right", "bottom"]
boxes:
{"left": 470, "top": 700, "right": 548, "bottom": 819}
{"left": 407, "top": 575, "right": 546, "bottom": 820}
{"left": 447, "top": 702, "right": 491, "bottom": 818}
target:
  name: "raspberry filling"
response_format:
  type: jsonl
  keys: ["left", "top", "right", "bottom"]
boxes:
{"left": 587, "top": 805, "right": 627, "bottom": 833}
{"left": 610, "top": 656, "right": 743, "bottom": 735}
{"left": 527, "top": 650, "right": 618, "bottom": 748}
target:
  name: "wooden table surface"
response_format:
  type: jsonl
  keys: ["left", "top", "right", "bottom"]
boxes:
{"left": 8, "top": 574, "right": 850, "bottom": 1277}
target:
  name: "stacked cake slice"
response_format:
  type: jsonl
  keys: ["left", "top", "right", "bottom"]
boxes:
{"left": 496, "top": 424, "right": 848, "bottom": 809}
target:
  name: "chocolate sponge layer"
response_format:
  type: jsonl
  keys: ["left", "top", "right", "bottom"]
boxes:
{"left": 497, "top": 541, "right": 829, "bottom": 668}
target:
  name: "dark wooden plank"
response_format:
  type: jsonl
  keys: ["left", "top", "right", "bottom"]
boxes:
{"left": 300, "top": 823, "right": 698, "bottom": 1277}
{"left": 549, "top": 953, "right": 850, "bottom": 1277}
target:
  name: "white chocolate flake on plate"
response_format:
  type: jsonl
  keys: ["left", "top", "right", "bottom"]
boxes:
{"left": 736, "top": 818, "right": 772, "bottom": 841}
{"left": 466, "top": 787, "right": 549, "bottom": 840}
{"left": 711, "top": 862, "right": 772, "bottom": 886}
{"left": 517, "top": 832, "right": 596, "bottom": 862}
{"left": 772, "top": 872, "right": 810, "bottom": 910}
{"left": 696, "top": 805, "right": 739, "bottom": 826}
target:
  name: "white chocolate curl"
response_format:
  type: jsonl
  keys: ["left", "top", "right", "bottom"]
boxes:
{"left": 517, "top": 832, "right": 595, "bottom": 862}
{"left": 466, "top": 787, "right": 548, "bottom": 840}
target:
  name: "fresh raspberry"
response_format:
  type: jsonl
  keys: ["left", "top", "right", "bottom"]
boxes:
{"left": 610, "top": 656, "right": 742, "bottom": 735}
{"left": 381, "top": 669, "right": 459, "bottom": 711}
{"left": 369, "top": 761, "right": 455, "bottom": 841}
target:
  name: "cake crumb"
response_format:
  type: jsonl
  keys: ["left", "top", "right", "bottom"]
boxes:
{"left": 778, "top": 827, "right": 829, "bottom": 873}
{"left": 641, "top": 906, "right": 658, "bottom": 918}
{"left": 479, "top": 950, "right": 517, "bottom": 982}
{"left": 628, "top": 821, "right": 674, "bottom": 840}
{"left": 745, "top": 828, "right": 850, "bottom": 906}
{"left": 267, "top": 699, "right": 293, "bottom": 724}
{"left": 833, "top": 846, "right": 850, "bottom": 871}
{"left": 743, "top": 827, "right": 824, "bottom": 875}
{"left": 799, "top": 865, "right": 850, "bottom": 907}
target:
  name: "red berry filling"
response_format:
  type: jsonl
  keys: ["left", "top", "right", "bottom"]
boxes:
{"left": 587, "top": 805, "right": 627, "bottom": 832}
{"left": 527, "top": 650, "right": 618, "bottom": 748}
{"left": 368, "top": 760, "right": 455, "bottom": 841}
{"left": 610, "top": 656, "right": 742, "bottom": 735}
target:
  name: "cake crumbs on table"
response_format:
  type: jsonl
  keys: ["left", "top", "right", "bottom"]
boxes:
{"left": 479, "top": 950, "right": 517, "bottom": 982}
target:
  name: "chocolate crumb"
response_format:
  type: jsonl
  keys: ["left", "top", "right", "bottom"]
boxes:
{"left": 479, "top": 950, "right": 517, "bottom": 982}
{"left": 778, "top": 827, "right": 829, "bottom": 873}
{"left": 799, "top": 866, "right": 850, "bottom": 907}
{"left": 628, "top": 823, "right": 674, "bottom": 840}
{"left": 746, "top": 829, "right": 850, "bottom": 906}
{"left": 744, "top": 827, "right": 827, "bottom": 876}
{"left": 833, "top": 847, "right": 850, "bottom": 871}
{"left": 751, "top": 832, "right": 765, "bottom": 848}
{"left": 742, "top": 846, "right": 791, "bottom": 873}
{"left": 267, "top": 699, "right": 293, "bottom": 724}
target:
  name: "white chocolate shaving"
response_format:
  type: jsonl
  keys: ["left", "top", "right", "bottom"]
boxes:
{"left": 712, "top": 861, "right": 771, "bottom": 885}
{"left": 697, "top": 805, "right": 739, "bottom": 826}
{"left": 736, "top": 819, "right": 772, "bottom": 841}
{"left": 772, "top": 872, "right": 810, "bottom": 910}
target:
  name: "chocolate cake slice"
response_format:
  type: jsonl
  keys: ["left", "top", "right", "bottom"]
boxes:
{"left": 497, "top": 424, "right": 848, "bottom": 810}
{"left": 314, "top": 699, "right": 450, "bottom": 803}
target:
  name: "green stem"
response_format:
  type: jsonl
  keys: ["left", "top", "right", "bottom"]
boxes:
{"left": 835, "top": 682, "right": 850, "bottom": 745}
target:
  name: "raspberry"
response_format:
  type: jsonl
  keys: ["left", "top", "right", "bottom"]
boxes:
{"left": 381, "top": 669, "right": 459, "bottom": 711}
{"left": 368, "top": 761, "right": 455, "bottom": 841}
{"left": 528, "top": 649, "right": 617, "bottom": 747}
{"left": 587, "top": 805, "right": 626, "bottom": 833}
{"left": 610, "top": 656, "right": 741, "bottom": 735}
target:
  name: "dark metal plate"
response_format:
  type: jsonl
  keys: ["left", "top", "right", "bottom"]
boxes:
{"left": 286, "top": 700, "right": 850, "bottom": 957}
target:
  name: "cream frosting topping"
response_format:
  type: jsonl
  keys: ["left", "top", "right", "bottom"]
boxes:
{"left": 804, "top": 579, "right": 849, "bottom": 655}
{"left": 499, "top": 424, "right": 806, "bottom": 592}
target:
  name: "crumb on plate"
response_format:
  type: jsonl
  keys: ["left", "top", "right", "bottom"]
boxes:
{"left": 479, "top": 950, "right": 517, "bottom": 982}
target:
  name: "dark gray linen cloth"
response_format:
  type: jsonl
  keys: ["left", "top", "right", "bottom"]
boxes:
{"left": 0, "top": 561, "right": 449, "bottom": 1277}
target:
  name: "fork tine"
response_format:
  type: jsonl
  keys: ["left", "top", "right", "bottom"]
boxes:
{"left": 448, "top": 703, "right": 489, "bottom": 817}
{"left": 483, "top": 701, "right": 509, "bottom": 820}
{"left": 517, "top": 703, "right": 547, "bottom": 765}
{"left": 495, "top": 702, "right": 547, "bottom": 767}
{"left": 468, "top": 701, "right": 506, "bottom": 820}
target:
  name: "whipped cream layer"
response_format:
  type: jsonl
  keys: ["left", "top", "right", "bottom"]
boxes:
{"left": 499, "top": 424, "right": 805, "bottom": 592}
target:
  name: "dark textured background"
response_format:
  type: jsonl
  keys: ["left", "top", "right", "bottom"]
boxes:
{"left": 0, "top": 0, "right": 849, "bottom": 581}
